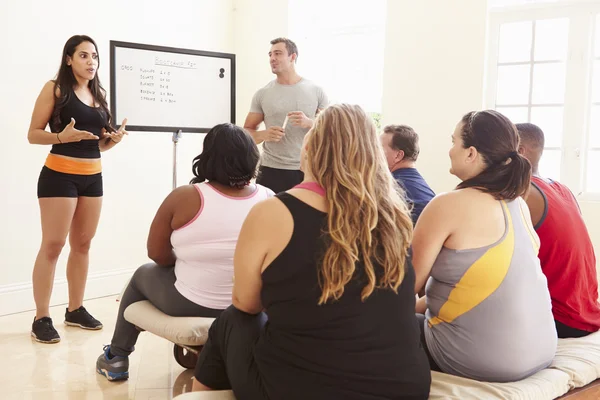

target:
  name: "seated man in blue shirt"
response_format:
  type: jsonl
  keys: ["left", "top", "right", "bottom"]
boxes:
{"left": 380, "top": 124, "right": 435, "bottom": 225}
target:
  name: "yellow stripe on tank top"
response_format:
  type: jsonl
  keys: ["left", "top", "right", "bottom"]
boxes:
{"left": 429, "top": 201, "right": 515, "bottom": 327}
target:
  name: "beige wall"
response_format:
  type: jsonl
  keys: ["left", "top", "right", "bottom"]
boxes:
{"left": 382, "top": 0, "right": 489, "bottom": 193}
{"left": 232, "top": 0, "right": 289, "bottom": 127}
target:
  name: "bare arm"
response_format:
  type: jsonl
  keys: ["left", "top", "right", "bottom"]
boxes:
{"left": 99, "top": 135, "right": 118, "bottom": 152}
{"left": 412, "top": 194, "right": 454, "bottom": 294}
{"left": 99, "top": 119, "right": 128, "bottom": 152}
{"left": 244, "top": 112, "right": 284, "bottom": 145}
{"left": 523, "top": 184, "right": 545, "bottom": 227}
{"left": 244, "top": 112, "right": 267, "bottom": 144}
{"left": 232, "top": 199, "right": 283, "bottom": 314}
{"left": 147, "top": 188, "right": 186, "bottom": 266}
{"left": 28, "top": 81, "right": 98, "bottom": 145}
{"left": 415, "top": 295, "right": 427, "bottom": 314}
{"left": 286, "top": 106, "right": 326, "bottom": 130}
{"left": 27, "top": 81, "right": 61, "bottom": 145}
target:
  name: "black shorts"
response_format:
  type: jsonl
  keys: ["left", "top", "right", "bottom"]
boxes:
{"left": 256, "top": 166, "right": 304, "bottom": 194}
{"left": 37, "top": 166, "right": 103, "bottom": 198}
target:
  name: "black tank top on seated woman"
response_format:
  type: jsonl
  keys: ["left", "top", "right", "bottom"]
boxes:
{"left": 254, "top": 192, "right": 431, "bottom": 400}
{"left": 50, "top": 91, "right": 107, "bottom": 159}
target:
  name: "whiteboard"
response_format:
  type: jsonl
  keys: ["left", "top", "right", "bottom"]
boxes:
{"left": 110, "top": 41, "right": 235, "bottom": 132}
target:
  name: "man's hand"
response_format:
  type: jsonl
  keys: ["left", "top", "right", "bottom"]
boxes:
{"left": 262, "top": 126, "right": 285, "bottom": 142}
{"left": 287, "top": 111, "right": 313, "bottom": 129}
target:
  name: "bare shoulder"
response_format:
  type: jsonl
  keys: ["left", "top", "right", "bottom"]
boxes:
{"left": 249, "top": 196, "right": 293, "bottom": 227}
{"left": 426, "top": 190, "right": 462, "bottom": 208}
{"left": 249, "top": 196, "right": 290, "bottom": 220}
{"left": 37, "top": 80, "right": 57, "bottom": 99}
{"left": 174, "top": 183, "right": 199, "bottom": 196}
{"left": 164, "top": 184, "right": 200, "bottom": 205}
{"left": 525, "top": 183, "right": 544, "bottom": 205}
{"left": 423, "top": 189, "right": 484, "bottom": 218}
{"left": 449, "top": 188, "right": 498, "bottom": 205}
{"left": 42, "top": 80, "right": 61, "bottom": 97}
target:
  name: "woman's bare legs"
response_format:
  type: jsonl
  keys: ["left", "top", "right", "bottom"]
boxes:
{"left": 32, "top": 198, "right": 77, "bottom": 319}
{"left": 66, "top": 196, "right": 102, "bottom": 312}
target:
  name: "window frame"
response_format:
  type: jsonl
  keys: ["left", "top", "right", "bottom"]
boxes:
{"left": 486, "top": 2, "right": 600, "bottom": 200}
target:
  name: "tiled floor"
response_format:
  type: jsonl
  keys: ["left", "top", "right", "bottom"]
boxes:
{"left": 0, "top": 296, "right": 194, "bottom": 400}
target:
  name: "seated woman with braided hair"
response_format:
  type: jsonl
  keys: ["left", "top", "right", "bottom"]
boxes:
{"left": 96, "top": 123, "right": 273, "bottom": 382}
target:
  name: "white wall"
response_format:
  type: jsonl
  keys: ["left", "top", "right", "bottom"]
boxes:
{"left": 0, "top": 0, "right": 234, "bottom": 315}
{"left": 232, "top": 0, "right": 289, "bottom": 126}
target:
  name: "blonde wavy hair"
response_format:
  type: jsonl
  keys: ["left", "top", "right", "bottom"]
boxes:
{"left": 305, "top": 104, "right": 414, "bottom": 304}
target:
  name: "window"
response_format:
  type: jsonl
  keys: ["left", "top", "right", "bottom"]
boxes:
{"left": 288, "top": 0, "right": 386, "bottom": 128}
{"left": 587, "top": 14, "right": 600, "bottom": 192}
{"left": 487, "top": 2, "right": 600, "bottom": 196}
{"left": 495, "top": 18, "right": 568, "bottom": 181}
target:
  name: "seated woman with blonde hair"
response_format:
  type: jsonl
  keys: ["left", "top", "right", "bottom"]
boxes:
{"left": 413, "top": 110, "right": 557, "bottom": 383}
{"left": 192, "top": 104, "right": 431, "bottom": 399}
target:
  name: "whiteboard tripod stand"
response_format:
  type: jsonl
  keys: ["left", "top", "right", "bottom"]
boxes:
{"left": 172, "top": 129, "right": 183, "bottom": 190}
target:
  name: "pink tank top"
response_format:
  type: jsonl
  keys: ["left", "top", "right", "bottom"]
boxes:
{"left": 294, "top": 181, "right": 325, "bottom": 196}
{"left": 171, "top": 182, "right": 273, "bottom": 309}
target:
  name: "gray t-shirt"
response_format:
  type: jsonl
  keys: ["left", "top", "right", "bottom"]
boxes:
{"left": 250, "top": 78, "right": 328, "bottom": 170}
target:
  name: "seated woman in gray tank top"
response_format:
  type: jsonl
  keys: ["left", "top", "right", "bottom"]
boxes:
{"left": 412, "top": 110, "right": 557, "bottom": 383}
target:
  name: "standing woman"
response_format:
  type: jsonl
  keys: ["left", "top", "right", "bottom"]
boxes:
{"left": 27, "top": 35, "right": 127, "bottom": 343}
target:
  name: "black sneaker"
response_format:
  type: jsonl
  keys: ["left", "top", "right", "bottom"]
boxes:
{"left": 31, "top": 317, "right": 61, "bottom": 343}
{"left": 65, "top": 306, "right": 103, "bottom": 330}
{"left": 96, "top": 345, "right": 129, "bottom": 381}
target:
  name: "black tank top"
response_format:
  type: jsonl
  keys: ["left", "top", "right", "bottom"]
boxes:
{"left": 50, "top": 92, "right": 107, "bottom": 159}
{"left": 254, "top": 192, "right": 431, "bottom": 400}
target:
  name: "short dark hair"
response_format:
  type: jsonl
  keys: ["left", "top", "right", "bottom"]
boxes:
{"left": 270, "top": 37, "right": 298, "bottom": 60}
{"left": 515, "top": 122, "right": 545, "bottom": 150}
{"left": 456, "top": 110, "right": 532, "bottom": 201}
{"left": 190, "top": 123, "right": 260, "bottom": 189}
{"left": 383, "top": 125, "right": 420, "bottom": 161}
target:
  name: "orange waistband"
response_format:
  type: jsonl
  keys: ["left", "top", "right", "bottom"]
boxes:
{"left": 45, "top": 154, "right": 102, "bottom": 175}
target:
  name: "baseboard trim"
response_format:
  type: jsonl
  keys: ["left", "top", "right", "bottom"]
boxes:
{"left": 0, "top": 268, "right": 135, "bottom": 316}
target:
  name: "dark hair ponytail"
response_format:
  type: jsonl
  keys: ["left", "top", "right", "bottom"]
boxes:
{"left": 456, "top": 110, "right": 531, "bottom": 200}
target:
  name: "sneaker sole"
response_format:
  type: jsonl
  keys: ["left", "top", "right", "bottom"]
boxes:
{"left": 64, "top": 321, "right": 103, "bottom": 330}
{"left": 31, "top": 331, "right": 60, "bottom": 344}
{"left": 97, "top": 367, "right": 129, "bottom": 381}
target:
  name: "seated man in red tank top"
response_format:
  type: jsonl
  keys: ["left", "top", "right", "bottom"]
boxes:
{"left": 517, "top": 123, "right": 600, "bottom": 338}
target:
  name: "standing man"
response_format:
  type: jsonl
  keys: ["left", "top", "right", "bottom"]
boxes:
{"left": 517, "top": 123, "right": 600, "bottom": 338}
{"left": 244, "top": 37, "right": 329, "bottom": 193}
{"left": 380, "top": 125, "right": 435, "bottom": 225}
